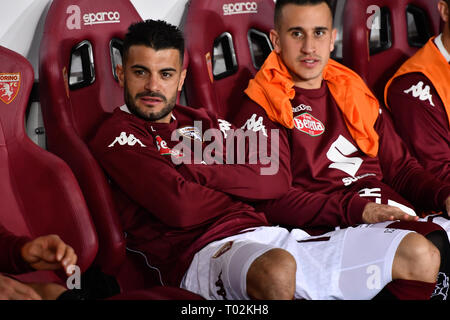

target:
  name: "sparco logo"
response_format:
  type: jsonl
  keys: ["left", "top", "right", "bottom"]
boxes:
{"left": 223, "top": 2, "right": 258, "bottom": 16}
{"left": 66, "top": 5, "right": 121, "bottom": 30}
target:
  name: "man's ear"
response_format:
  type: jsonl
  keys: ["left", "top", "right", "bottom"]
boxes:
{"left": 438, "top": 0, "right": 449, "bottom": 23}
{"left": 330, "top": 28, "right": 337, "bottom": 53}
{"left": 270, "top": 29, "right": 282, "bottom": 54}
{"left": 178, "top": 68, "right": 187, "bottom": 92}
{"left": 116, "top": 64, "right": 124, "bottom": 88}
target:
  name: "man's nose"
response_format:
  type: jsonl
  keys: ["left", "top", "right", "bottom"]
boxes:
{"left": 301, "top": 35, "right": 316, "bottom": 54}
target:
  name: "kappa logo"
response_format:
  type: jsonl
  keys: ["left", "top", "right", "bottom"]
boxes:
{"left": 223, "top": 2, "right": 258, "bottom": 16}
{"left": 66, "top": 4, "right": 121, "bottom": 30}
{"left": 241, "top": 114, "right": 268, "bottom": 137}
{"left": 293, "top": 113, "right": 325, "bottom": 136}
{"left": 212, "top": 241, "right": 234, "bottom": 259}
{"left": 108, "top": 132, "right": 146, "bottom": 148}
{"left": 178, "top": 126, "right": 202, "bottom": 142}
{"left": 404, "top": 81, "right": 435, "bottom": 107}
{"left": 0, "top": 73, "right": 20, "bottom": 104}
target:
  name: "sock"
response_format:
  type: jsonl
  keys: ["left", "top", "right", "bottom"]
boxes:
{"left": 385, "top": 279, "right": 436, "bottom": 300}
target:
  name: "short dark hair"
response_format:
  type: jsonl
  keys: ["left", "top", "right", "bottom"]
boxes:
{"left": 274, "top": 0, "right": 334, "bottom": 30}
{"left": 123, "top": 19, "right": 184, "bottom": 65}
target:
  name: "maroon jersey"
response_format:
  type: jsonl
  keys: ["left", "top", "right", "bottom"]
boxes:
{"left": 233, "top": 82, "right": 450, "bottom": 233}
{"left": 386, "top": 73, "right": 450, "bottom": 181}
{"left": 89, "top": 105, "right": 288, "bottom": 286}
{"left": 0, "top": 224, "right": 31, "bottom": 274}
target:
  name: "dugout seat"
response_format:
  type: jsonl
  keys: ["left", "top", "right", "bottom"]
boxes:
{"left": 39, "top": 0, "right": 141, "bottom": 277}
{"left": 38, "top": 0, "right": 201, "bottom": 298}
{"left": 341, "top": 0, "right": 440, "bottom": 101}
{"left": 183, "top": 0, "right": 275, "bottom": 120}
{"left": 0, "top": 45, "right": 98, "bottom": 284}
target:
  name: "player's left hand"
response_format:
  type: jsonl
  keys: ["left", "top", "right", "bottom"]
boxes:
{"left": 20, "top": 235, "right": 77, "bottom": 276}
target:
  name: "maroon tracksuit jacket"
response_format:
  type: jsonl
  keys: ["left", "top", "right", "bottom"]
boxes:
{"left": 386, "top": 73, "right": 450, "bottom": 181}
{"left": 89, "top": 105, "right": 288, "bottom": 286}
{"left": 233, "top": 82, "right": 450, "bottom": 234}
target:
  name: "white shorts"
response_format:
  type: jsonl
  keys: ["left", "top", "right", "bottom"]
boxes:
{"left": 180, "top": 226, "right": 413, "bottom": 300}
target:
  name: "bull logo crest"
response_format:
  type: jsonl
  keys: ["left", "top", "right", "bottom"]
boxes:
{"left": 0, "top": 73, "right": 20, "bottom": 104}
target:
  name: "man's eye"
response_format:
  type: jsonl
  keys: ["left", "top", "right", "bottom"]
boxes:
{"left": 292, "top": 31, "right": 303, "bottom": 38}
{"left": 162, "top": 72, "right": 172, "bottom": 78}
{"left": 315, "top": 31, "right": 325, "bottom": 37}
{"left": 134, "top": 70, "right": 146, "bottom": 76}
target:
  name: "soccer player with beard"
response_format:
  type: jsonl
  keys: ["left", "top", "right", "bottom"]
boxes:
{"left": 90, "top": 19, "right": 445, "bottom": 300}
{"left": 233, "top": 0, "right": 450, "bottom": 300}
{"left": 385, "top": 0, "right": 450, "bottom": 182}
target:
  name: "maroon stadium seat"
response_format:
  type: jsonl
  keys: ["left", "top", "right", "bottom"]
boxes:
{"left": 39, "top": 0, "right": 142, "bottom": 277}
{"left": 183, "top": 0, "right": 275, "bottom": 120}
{"left": 341, "top": 0, "right": 440, "bottom": 101}
{"left": 38, "top": 0, "right": 202, "bottom": 299}
{"left": 0, "top": 45, "right": 98, "bottom": 284}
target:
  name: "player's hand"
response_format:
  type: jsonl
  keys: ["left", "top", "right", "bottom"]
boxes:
{"left": 20, "top": 235, "right": 77, "bottom": 276}
{"left": 0, "top": 274, "right": 42, "bottom": 300}
{"left": 362, "top": 202, "right": 419, "bottom": 224}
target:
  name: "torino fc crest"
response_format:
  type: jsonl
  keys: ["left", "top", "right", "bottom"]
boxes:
{"left": 0, "top": 73, "right": 20, "bottom": 104}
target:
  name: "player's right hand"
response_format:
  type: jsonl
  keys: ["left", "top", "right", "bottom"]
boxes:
{"left": 0, "top": 274, "right": 42, "bottom": 300}
{"left": 362, "top": 202, "right": 419, "bottom": 224}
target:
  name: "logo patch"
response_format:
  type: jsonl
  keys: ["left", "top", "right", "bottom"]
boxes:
{"left": 155, "top": 135, "right": 183, "bottom": 157}
{"left": 177, "top": 126, "right": 202, "bottom": 142}
{"left": 223, "top": 2, "right": 258, "bottom": 16}
{"left": 293, "top": 113, "right": 325, "bottom": 136}
{"left": 213, "top": 241, "right": 234, "bottom": 259}
{"left": 404, "top": 81, "right": 435, "bottom": 107}
{"left": 65, "top": 4, "right": 121, "bottom": 30}
{"left": 241, "top": 113, "right": 268, "bottom": 137}
{"left": 0, "top": 73, "right": 20, "bottom": 104}
{"left": 292, "top": 104, "right": 312, "bottom": 113}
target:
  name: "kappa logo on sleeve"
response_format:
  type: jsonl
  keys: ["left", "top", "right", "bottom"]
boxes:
{"left": 108, "top": 132, "right": 146, "bottom": 148}
{"left": 177, "top": 126, "right": 203, "bottom": 142}
{"left": 404, "top": 81, "right": 435, "bottom": 107}
{"left": 241, "top": 113, "right": 268, "bottom": 137}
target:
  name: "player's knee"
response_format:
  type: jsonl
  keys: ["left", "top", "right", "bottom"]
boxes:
{"left": 394, "top": 233, "right": 440, "bottom": 283}
{"left": 247, "top": 248, "right": 296, "bottom": 300}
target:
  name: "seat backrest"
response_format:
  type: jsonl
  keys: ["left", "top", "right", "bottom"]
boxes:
{"left": 183, "top": 0, "right": 275, "bottom": 120}
{"left": 39, "top": 0, "right": 143, "bottom": 273}
{"left": 342, "top": 0, "right": 440, "bottom": 101}
{"left": 0, "top": 45, "right": 98, "bottom": 277}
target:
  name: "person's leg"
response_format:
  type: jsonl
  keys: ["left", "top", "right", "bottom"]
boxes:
{"left": 246, "top": 248, "right": 296, "bottom": 300}
{"left": 180, "top": 227, "right": 298, "bottom": 300}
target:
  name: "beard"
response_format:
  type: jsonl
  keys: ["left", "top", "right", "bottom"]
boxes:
{"left": 124, "top": 84, "right": 177, "bottom": 122}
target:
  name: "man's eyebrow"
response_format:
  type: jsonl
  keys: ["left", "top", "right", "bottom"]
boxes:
{"left": 130, "top": 65, "right": 177, "bottom": 73}
{"left": 131, "top": 64, "right": 150, "bottom": 72}
{"left": 287, "top": 26, "right": 329, "bottom": 32}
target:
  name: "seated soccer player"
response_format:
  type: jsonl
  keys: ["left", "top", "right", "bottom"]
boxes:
{"left": 89, "top": 19, "right": 444, "bottom": 300}
{"left": 0, "top": 224, "right": 76, "bottom": 300}
{"left": 385, "top": 0, "right": 450, "bottom": 182}
{"left": 232, "top": 0, "right": 450, "bottom": 300}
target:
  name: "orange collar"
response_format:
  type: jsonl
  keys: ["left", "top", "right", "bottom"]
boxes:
{"left": 385, "top": 37, "right": 450, "bottom": 127}
{"left": 245, "top": 52, "right": 380, "bottom": 157}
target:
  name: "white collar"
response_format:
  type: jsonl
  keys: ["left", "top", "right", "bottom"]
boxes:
{"left": 119, "top": 104, "right": 131, "bottom": 114}
{"left": 119, "top": 104, "right": 177, "bottom": 120}
{"left": 434, "top": 34, "right": 450, "bottom": 63}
